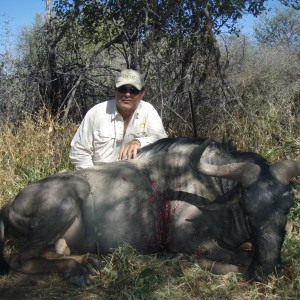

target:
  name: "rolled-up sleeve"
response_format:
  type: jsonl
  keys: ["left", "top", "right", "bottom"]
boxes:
{"left": 69, "top": 110, "right": 95, "bottom": 170}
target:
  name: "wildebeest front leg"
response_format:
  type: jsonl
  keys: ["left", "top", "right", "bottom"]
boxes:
{"left": 197, "top": 257, "right": 249, "bottom": 276}
{"left": 196, "top": 241, "right": 253, "bottom": 276}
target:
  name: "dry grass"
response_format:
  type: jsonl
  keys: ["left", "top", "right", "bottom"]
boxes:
{"left": 206, "top": 106, "right": 300, "bottom": 163}
{"left": 0, "top": 243, "right": 299, "bottom": 299}
{"left": 0, "top": 109, "right": 77, "bottom": 206}
{"left": 0, "top": 109, "right": 300, "bottom": 299}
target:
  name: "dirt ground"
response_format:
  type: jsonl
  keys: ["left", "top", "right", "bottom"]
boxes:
{"left": 0, "top": 272, "right": 108, "bottom": 300}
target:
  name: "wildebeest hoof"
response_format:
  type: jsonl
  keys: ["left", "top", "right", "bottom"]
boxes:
{"left": 69, "top": 274, "right": 91, "bottom": 288}
{"left": 82, "top": 253, "right": 100, "bottom": 275}
{"left": 63, "top": 269, "right": 91, "bottom": 288}
{"left": 0, "top": 257, "right": 11, "bottom": 275}
{"left": 247, "top": 265, "right": 264, "bottom": 282}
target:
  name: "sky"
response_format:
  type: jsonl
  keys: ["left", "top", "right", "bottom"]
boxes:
{"left": 0, "top": 0, "right": 45, "bottom": 36}
{"left": 0, "top": 0, "right": 45, "bottom": 52}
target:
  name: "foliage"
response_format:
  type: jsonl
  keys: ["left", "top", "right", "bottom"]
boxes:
{"left": 1, "top": 0, "right": 300, "bottom": 134}
{"left": 0, "top": 14, "right": 47, "bottom": 122}
{"left": 52, "top": 0, "right": 268, "bottom": 37}
{"left": 254, "top": 6, "right": 300, "bottom": 51}
{"left": 47, "top": 0, "right": 274, "bottom": 122}
{"left": 0, "top": 0, "right": 285, "bottom": 124}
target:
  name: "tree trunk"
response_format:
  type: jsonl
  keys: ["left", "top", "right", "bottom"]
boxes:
{"left": 46, "top": 0, "right": 61, "bottom": 116}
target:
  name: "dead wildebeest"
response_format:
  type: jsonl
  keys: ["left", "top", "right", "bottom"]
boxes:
{"left": 0, "top": 137, "right": 299, "bottom": 287}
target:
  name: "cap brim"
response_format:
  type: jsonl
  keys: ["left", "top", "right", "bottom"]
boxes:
{"left": 116, "top": 81, "right": 142, "bottom": 90}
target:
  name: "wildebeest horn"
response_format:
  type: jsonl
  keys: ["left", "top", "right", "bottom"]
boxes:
{"left": 197, "top": 161, "right": 261, "bottom": 187}
{"left": 190, "top": 140, "right": 261, "bottom": 187}
{"left": 269, "top": 160, "right": 300, "bottom": 185}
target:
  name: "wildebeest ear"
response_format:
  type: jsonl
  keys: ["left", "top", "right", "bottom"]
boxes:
{"left": 291, "top": 184, "right": 300, "bottom": 200}
{"left": 269, "top": 160, "right": 300, "bottom": 185}
{"left": 189, "top": 138, "right": 215, "bottom": 169}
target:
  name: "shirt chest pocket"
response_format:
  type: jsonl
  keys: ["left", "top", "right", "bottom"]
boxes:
{"left": 132, "top": 131, "right": 146, "bottom": 138}
{"left": 95, "top": 128, "right": 116, "bottom": 142}
{"left": 129, "top": 128, "right": 147, "bottom": 139}
{"left": 129, "top": 121, "right": 147, "bottom": 138}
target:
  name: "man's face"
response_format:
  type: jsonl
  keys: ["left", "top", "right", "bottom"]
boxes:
{"left": 115, "top": 84, "right": 145, "bottom": 116}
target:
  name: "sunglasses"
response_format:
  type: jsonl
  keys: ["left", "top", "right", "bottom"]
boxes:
{"left": 116, "top": 85, "right": 141, "bottom": 95}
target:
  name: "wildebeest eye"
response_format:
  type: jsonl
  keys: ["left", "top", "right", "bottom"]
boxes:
{"left": 282, "top": 191, "right": 290, "bottom": 198}
{"left": 291, "top": 185, "right": 300, "bottom": 201}
{"left": 279, "top": 190, "right": 293, "bottom": 212}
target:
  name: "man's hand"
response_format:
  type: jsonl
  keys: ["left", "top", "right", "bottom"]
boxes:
{"left": 119, "top": 139, "right": 141, "bottom": 160}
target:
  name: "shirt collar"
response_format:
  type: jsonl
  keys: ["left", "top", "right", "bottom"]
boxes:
{"left": 111, "top": 99, "right": 142, "bottom": 121}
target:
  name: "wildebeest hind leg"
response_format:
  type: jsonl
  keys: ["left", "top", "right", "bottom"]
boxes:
{"left": 40, "top": 244, "right": 100, "bottom": 276}
{"left": 10, "top": 246, "right": 91, "bottom": 287}
{"left": 10, "top": 213, "right": 92, "bottom": 287}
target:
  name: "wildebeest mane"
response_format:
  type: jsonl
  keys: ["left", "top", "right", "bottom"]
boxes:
{"left": 137, "top": 137, "right": 207, "bottom": 157}
{"left": 138, "top": 137, "right": 269, "bottom": 168}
